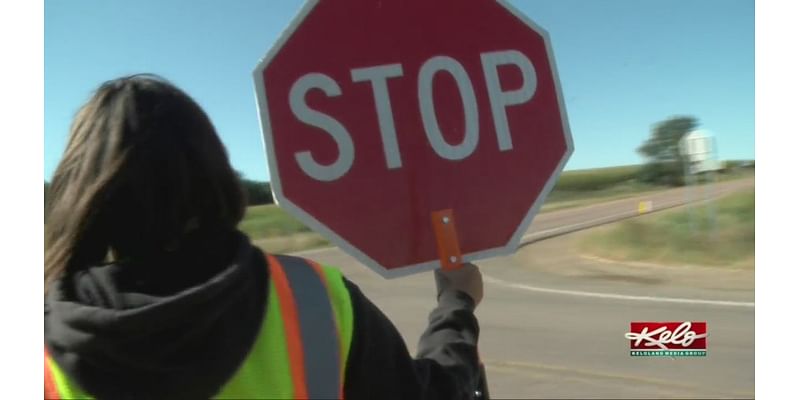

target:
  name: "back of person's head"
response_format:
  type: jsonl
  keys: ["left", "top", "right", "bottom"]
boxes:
{"left": 45, "top": 74, "right": 245, "bottom": 289}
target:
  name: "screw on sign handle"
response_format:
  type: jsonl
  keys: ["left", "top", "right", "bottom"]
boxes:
{"left": 430, "top": 209, "right": 490, "bottom": 399}
{"left": 430, "top": 209, "right": 463, "bottom": 270}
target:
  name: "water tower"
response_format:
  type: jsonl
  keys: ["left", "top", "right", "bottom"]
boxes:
{"left": 679, "top": 130, "right": 722, "bottom": 175}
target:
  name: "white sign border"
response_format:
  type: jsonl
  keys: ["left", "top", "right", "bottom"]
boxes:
{"left": 253, "top": 0, "right": 574, "bottom": 278}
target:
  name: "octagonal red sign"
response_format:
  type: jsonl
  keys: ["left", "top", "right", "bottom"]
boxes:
{"left": 254, "top": 0, "right": 573, "bottom": 278}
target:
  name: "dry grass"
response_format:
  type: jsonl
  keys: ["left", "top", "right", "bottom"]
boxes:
{"left": 579, "top": 189, "right": 754, "bottom": 268}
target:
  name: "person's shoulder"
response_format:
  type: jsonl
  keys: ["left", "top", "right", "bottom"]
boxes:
{"left": 261, "top": 252, "right": 353, "bottom": 289}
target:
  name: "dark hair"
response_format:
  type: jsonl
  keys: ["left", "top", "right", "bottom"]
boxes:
{"left": 45, "top": 74, "right": 245, "bottom": 289}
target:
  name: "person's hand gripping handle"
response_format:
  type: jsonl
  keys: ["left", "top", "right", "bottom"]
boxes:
{"left": 434, "top": 262, "right": 483, "bottom": 306}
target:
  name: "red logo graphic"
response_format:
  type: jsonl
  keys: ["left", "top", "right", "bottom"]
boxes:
{"left": 625, "top": 321, "right": 708, "bottom": 357}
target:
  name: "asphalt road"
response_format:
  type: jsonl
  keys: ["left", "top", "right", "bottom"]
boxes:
{"left": 295, "top": 177, "right": 755, "bottom": 398}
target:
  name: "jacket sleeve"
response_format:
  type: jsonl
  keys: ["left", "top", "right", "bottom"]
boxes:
{"left": 342, "top": 277, "right": 481, "bottom": 400}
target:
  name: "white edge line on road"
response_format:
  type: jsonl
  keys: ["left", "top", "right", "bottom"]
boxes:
{"left": 484, "top": 276, "right": 754, "bottom": 308}
{"left": 579, "top": 254, "right": 731, "bottom": 271}
{"left": 291, "top": 245, "right": 337, "bottom": 257}
{"left": 522, "top": 180, "right": 752, "bottom": 241}
{"left": 292, "top": 180, "right": 753, "bottom": 258}
{"left": 522, "top": 205, "right": 669, "bottom": 239}
{"left": 296, "top": 205, "right": 665, "bottom": 258}
{"left": 293, "top": 206, "right": 661, "bottom": 258}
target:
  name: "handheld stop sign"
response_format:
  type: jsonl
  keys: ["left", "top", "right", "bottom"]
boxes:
{"left": 254, "top": 0, "right": 573, "bottom": 278}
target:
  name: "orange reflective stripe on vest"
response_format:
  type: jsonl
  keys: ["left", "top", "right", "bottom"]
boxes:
{"left": 44, "top": 349, "right": 59, "bottom": 400}
{"left": 267, "top": 254, "right": 309, "bottom": 398}
{"left": 268, "top": 254, "right": 343, "bottom": 399}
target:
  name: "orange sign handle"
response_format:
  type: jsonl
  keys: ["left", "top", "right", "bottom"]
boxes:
{"left": 431, "top": 209, "right": 463, "bottom": 270}
{"left": 432, "top": 210, "right": 488, "bottom": 397}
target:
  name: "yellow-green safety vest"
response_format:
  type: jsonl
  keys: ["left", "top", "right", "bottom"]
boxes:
{"left": 45, "top": 254, "right": 354, "bottom": 399}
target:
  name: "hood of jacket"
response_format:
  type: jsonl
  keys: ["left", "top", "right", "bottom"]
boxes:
{"left": 44, "top": 231, "right": 268, "bottom": 400}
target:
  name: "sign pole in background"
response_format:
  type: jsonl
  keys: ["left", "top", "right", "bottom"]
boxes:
{"left": 682, "top": 155, "right": 694, "bottom": 232}
{"left": 710, "top": 136, "right": 719, "bottom": 241}
{"left": 680, "top": 130, "right": 723, "bottom": 242}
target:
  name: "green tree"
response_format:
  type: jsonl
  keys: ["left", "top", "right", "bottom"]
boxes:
{"left": 235, "top": 171, "right": 274, "bottom": 205}
{"left": 637, "top": 116, "right": 698, "bottom": 186}
{"left": 241, "top": 179, "right": 274, "bottom": 205}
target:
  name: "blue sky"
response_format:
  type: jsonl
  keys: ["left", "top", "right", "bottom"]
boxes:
{"left": 44, "top": 0, "right": 754, "bottom": 182}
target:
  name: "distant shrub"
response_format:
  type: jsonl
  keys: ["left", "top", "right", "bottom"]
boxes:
{"left": 727, "top": 160, "right": 755, "bottom": 170}
{"left": 239, "top": 204, "right": 311, "bottom": 238}
{"left": 241, "top": 179, "right": 274, "bottom": 206}
{"left": 637, "top": 162, "right": 684, "bottom": 186}
{"left": 553, "top": 165, "right": 641, "bottom": 191}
